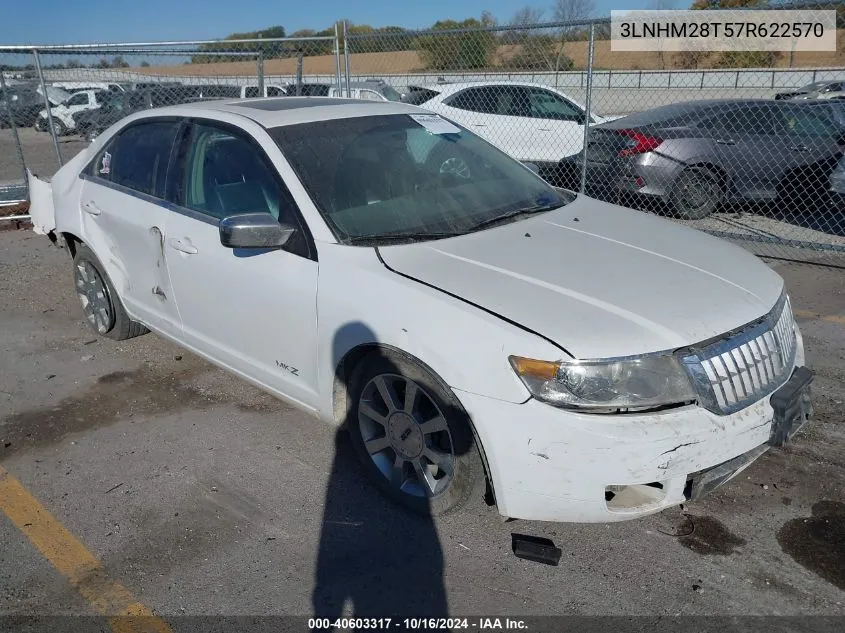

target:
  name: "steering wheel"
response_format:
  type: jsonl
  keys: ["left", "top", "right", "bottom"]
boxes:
{"left": 438, "top": 156, "right": 471, "bottom": 180}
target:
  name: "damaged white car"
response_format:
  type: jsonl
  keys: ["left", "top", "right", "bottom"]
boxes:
{"left": 29, "top": 98, "right": 813, "bottom": 522}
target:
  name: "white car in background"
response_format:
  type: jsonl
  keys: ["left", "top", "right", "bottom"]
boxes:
{"left": 407, "top": 80, "right": 610, "bottom": 169}
{"left": 35, "top": 89, "right": 107, "bottom": 136}
{"left": 28, "top": 98, "right": 812, "bottom": 523}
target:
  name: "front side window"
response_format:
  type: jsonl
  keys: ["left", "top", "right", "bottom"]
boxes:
{"left": 777, "top": 107, "right": 841, "bottom": 137}
{"left": 90, "top": 120, "right": 180, "bottom": 197}
{"left": 244, "top": 86, "right": 261, "bottom": 98}
{"left": 270, "top": 114, "right": 570, "bottom": 245}
{"left": 267, "top": 86, "right": 285, "bottom": 97}
{"left": 359, "top": 89, "right": 384, "bottom": 101}
{"left": 65, "top": 93, "right": 89, "bottom": 107}
{"left": 176, "top": 122, "right": 309, "bottom": 256}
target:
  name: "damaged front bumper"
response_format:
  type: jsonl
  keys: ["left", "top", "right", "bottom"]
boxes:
{"left": 457, "top": 364, "right": 812, "bottom": 523}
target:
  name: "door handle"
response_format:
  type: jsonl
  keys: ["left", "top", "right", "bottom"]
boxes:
{"left": 537, "top": 127, "right": 552, "bottom": 132}
{"left": 715, "top": 139, "right": 736, "bottom": 145}
{"left": 82, "top": 200, "right": 102, "bottom": 216}
{"left": 168, "top": 237, "right": 198, "bottom": 255}
{"left": 471, "top": 123, "right": 487, "bottom": 128}
{"left": 790, "top": 145, "right": 809, "bottom": 152}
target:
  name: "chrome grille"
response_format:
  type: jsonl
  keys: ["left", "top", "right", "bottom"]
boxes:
{"left": 683, "top": 295, "right": 797, "bottom": 414}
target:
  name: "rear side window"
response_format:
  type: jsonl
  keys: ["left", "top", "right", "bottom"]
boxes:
{"left": 447, "top": 87, "right": 494, "bottom": 114}
{"left": 244, "top": 86, "right": 261, "bottom": 98}
{"left": 267, "top": 86, "right": 285, "bottom": 97}
{"left": 90, "top": 120, "right": 180, "bottom": 198}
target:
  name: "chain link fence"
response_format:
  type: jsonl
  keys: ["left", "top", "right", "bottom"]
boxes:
{"left": 345, "top": 13, "right": 845, "bottom": 266}
{"left": 1, "top": 10, "right": 844, "bottom": 265}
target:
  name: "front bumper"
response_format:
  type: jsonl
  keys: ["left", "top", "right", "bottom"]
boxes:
{"left": 458, "top": 347, "right": 809, "bottom": 523}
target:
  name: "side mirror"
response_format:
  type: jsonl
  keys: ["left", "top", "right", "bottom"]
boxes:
{"left": 524, "top": 162, "right": 540, "bottom": 175}
{"left": 219, "top": 213, "right": 295, "bottom": 249}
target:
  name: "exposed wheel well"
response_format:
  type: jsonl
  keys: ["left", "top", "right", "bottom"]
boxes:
{"left": 60, "top": 231, "right": 82, "bottom": 258}
{"left": 688, "top": 163, "right": 728, "bottom": 191}
{"left": 333, "top": 343, "right": 498, "bottom": 507}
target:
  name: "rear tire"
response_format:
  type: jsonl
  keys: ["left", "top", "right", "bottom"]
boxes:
{"left": 73, "top": 244, "right": 148, "bottom": 341}
{"left": 669, "top": 166, "right": 722, "bottom": 220}
{"left": 347, "top": 349, "right": 485, "bottom": 516}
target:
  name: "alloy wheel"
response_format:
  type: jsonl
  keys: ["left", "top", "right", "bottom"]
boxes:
{"left": 357, "top": 373, "right": 456, "bottom": 498}
{"left": 74, "top": 260, "right": 112, "bottom": 334}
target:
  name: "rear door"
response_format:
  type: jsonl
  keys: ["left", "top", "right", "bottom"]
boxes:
{"left": 700, "top": 105, "right": 799, "bottom": 200}
{"left": 524, "top": 86, "right": 587, "bottom": 161}
{"left": 78, "top": 118, "right": 183, "bottom": 334}
{"left": 438, "top": 86, "right": 537, "bottom": 161}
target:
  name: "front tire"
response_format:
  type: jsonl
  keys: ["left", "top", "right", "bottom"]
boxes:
{"left": 347, "top": 350, "right": 485, "bottom": 516}
{"left": 73, "top": 244, "right": 148, "bottom": 341}
{"left": 669, "top": 166, "right": 722, "bottom": 220}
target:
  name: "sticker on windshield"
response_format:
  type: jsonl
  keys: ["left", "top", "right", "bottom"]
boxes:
{"left": 409, "top": 114, "right": 460, "bottom": 135}
{"left": 99, "top": 151, "right": 111, "bottom": 175}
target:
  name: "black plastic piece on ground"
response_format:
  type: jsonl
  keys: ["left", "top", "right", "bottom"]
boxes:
{"left": 511, "top": 534, "right": 562, "bottom": 566}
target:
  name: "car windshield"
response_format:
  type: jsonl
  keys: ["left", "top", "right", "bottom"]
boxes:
{"left": 270, "top": 114, "right": 571, "bottom": 245}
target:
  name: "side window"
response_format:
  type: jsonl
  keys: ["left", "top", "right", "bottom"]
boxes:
{"left": 526, "top": 88, "right": 583, "bottom": 121}
{"left": 90, "top": 120, "right": 180, "bottom": 198}
{"left": 177, "top": 123, "right": 310, "bottom": 257}
{"left": 244, "top": 86, "right": 261, "bottom": 98}
{"left": 447, "top": 88, "right": 492, "bottom": 114}
{"left": 65, "top": 93, "right": 89, "bottom": 106}
{"left": 488, "top": 86, "right": 532, "bottom": 117}
{"left": 702, "top": 107, "right": 776, "bottom": 135}
{"left": 359, "top": 89, "right": 384, "bottom": 101}
{"left": 267, "top": 86, "right": 284, "bottom": 97}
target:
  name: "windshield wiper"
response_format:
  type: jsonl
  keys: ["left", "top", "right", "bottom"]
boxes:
{"left": 466, "top": 201, "right": 562, "bottom": 233}
{"left": 346, "top": 230, "right": 465, "bottom": 245}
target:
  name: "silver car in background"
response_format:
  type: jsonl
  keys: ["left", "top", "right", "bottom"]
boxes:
{"left": 775, "top": 80, "right": 845, "bottom": 101}
{"left": 570, "top": 100, "right": 844, "bottom": 219}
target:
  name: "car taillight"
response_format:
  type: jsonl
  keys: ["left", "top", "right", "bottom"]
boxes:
{"left": 617, "top": 129, "right": 663, "bottom": 157}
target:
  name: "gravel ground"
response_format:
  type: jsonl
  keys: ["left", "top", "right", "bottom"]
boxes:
{"left": 0, "top": 229, "right": 843, "bottom": 629}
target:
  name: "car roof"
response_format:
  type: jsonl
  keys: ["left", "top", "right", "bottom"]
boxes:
{"left": 136, "top": 97, "right": 423, "bottom": 128}
{"left": 420, "top": 80, "right": 569, "bottom": 95}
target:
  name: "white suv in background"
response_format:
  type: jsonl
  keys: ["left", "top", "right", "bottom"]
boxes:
{"left": 408, "top": 81, "right": 610, "bottom": 169}
{"left": 36, "top": 89, "right": 106, "bottom": 136}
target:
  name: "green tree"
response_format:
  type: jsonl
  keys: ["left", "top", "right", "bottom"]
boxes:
{"left": 191, "top": 25, "right": 288, "bottom": 63}
{"left": 415, "top": 16, "right": 497, "bottom": 70}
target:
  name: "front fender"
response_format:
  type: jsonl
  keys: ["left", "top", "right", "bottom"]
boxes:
{"left": 315, "top": 244, "right": 562, "bottom": 424}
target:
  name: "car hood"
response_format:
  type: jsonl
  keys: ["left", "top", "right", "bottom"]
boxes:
{"left": 379, "top": 197, "right": 785, "bottom": 359}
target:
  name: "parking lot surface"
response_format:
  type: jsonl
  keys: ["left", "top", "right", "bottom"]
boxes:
{"left": 0, "top": 230, "right": 844, "bottom": 627}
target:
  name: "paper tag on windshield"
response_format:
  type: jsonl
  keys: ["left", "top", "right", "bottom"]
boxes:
{"left": 410, "top": 114, "right": 460, "bottom": 135}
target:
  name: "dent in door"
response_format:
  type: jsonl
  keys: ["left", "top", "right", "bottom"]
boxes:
{"left": 148, "top": 225, "right": 172, "bottom": 302}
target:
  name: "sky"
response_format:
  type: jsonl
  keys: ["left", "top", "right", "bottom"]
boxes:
{"left": 0, "top": 0, "right": 662, "bottom": 46}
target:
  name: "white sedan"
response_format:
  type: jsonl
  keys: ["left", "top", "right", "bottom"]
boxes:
{"left": 407, "top": 80, "right": 611, "bottom": 169}
{"left": 29, "top": 97, "right": 813, "bottom": 522}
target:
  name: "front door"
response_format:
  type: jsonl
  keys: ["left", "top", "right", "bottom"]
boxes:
{"left": 78, "top": 118, "right": 183, "bottom": 335}
{"left": 164, "top": 120, "right": 320, "bottom": 409}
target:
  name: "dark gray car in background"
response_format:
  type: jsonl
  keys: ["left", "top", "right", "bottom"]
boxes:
{"left": 562, "top": 100, "right": 844, "bottom": 219}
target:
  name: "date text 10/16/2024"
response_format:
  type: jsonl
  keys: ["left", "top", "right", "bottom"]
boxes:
{"left": 309, "top": 618, "right": 528, "bottom": 630}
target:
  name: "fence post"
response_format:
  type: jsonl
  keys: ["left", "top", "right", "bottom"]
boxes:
{"left": 334, "top": 23, "right": 343, "bottom": 90}
{"left": 33, "top": 49, "right": 62, "bottom": 168}
{"left": 0, "top": 71, "right": 28, "bottom": 192}
{"left": 295, "top": 50, "right": 304, "bottom": 96}
{"left": 257, "top": 51, "right": 265, "bottom": 96}
{"left": 579, "top": 24, "right": 596, "bottom": 196}
{"left": 343, "top": 21, "right": 351, "bottom": 97}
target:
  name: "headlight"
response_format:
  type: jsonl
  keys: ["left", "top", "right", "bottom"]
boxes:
{"left": 509, "top": 354, "right": 696, "bottom": 412}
